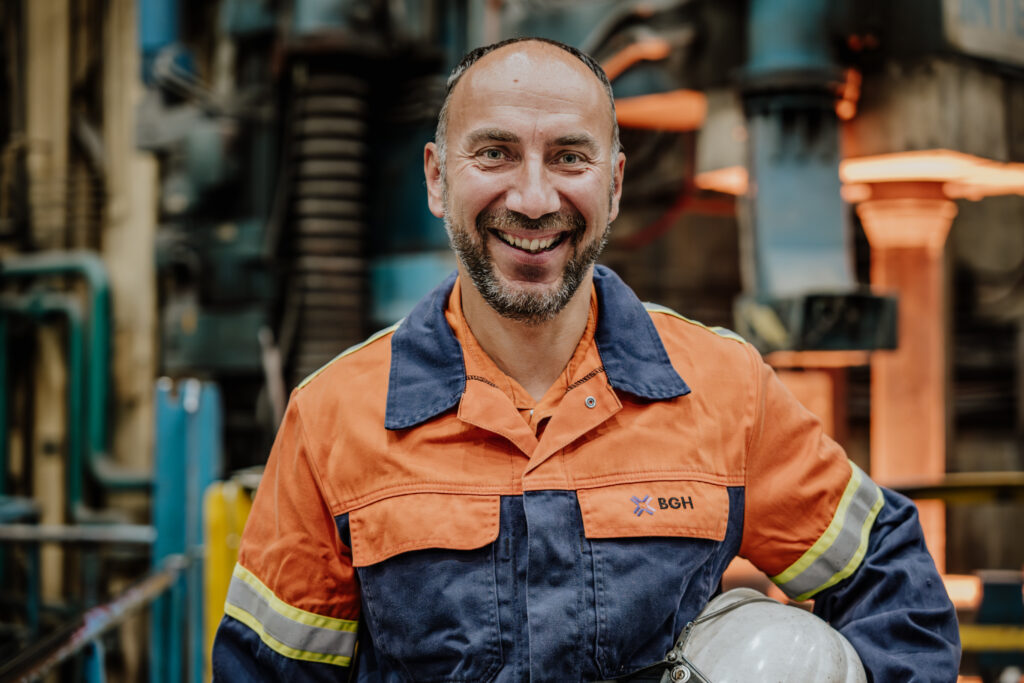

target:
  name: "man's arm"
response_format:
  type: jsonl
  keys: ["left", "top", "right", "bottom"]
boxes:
{"left": 812, "top": 486, "right": 960, "bottom": 680}
{"left": 739, "top": 351, "right": 960, "bottom": 682}
{"left": 212, "top": 394, "right": 360, "bottom": 682}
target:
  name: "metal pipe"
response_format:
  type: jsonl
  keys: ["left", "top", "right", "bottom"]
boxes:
{"left": 0, "top": 555, "right": 187, "bottom": 683}
{"left": 746, "top": 0, "right": 835, "bottom": 83}
{"left": 741, "top": 0, "right": 851, "bottom": 299}
{"left": 0, "top": 293, "right": 87, "bottom": 518}
{"left": 138, "top": 0, "right": 180, "bottom": 68}
{"left": 0, "top": 313, "right": 7, "bottom": 495}
{"left": 0, "top": 251, "right": 152, "bottom": 491}
{"left": 0, "top": 523, "right": 156, "bottom": 545}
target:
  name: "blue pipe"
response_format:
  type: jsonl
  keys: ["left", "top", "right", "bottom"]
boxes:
{"left": 0, "top": 294, "right": 87, "bottom": 517}
{"left": 292, "top": 0, "right": 351, "bottom": 36}
{"left": 0, "top": 252, "right": 151, "bottom": 492}
{"left": 740, "top": 0, "right": 853, "bottom": 299}
{"left": 0, "top": 313, "right": 6, "bottom": 495}
{"left": 746, "top": 0, "right": 837, "bottom": 82}
{"left": 138, "top": 0, "right": 180, "bottom": 59}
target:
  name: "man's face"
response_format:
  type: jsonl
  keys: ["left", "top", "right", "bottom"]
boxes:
{"left": 425, "top": 42, "right": 625, "bottom": 324}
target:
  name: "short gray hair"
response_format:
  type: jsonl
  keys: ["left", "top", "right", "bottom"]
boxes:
{"left": 434, "top": 37, "right": 620, "bottom": 176}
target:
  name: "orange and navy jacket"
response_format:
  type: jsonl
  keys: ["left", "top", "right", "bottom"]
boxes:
{"left": 212, "top": 266, "right": 960, "bottom": 682}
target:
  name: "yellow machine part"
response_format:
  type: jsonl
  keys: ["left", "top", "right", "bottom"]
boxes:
{"left": 204, "top": 480, "right": 254, "bottom": 681}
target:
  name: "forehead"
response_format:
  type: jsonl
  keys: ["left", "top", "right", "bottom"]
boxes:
{"left": 447, "top": 43, "right": 614, "bottom": 146}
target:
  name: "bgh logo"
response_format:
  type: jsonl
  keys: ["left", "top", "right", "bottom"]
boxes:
{"left": 631, "top": 494, "right": 695, "bottom": 516}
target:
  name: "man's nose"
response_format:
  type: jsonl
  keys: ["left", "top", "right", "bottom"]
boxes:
{"left": 504, "top": 159, "right": 560, "bottom": 219}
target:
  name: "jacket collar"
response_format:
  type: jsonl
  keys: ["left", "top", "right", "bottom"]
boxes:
{"left": 385, "top": 265, "right": 690, "bottom": 430}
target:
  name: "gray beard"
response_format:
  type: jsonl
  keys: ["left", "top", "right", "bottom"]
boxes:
{"left": 445, "top": 207, "right": 609, "bottom": 325}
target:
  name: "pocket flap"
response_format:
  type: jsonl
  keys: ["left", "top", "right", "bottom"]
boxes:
{"left": 577, "top": 480, "right": 728, "bottom": 541}
{"left": 349, "top": 493, "right": 501, "bottom": 567}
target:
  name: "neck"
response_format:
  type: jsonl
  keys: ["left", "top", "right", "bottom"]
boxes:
{"left": 459, "top": 271, "right": 594, "bottom": 401}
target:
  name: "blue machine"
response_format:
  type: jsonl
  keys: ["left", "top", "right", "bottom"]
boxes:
{"left": 150, "top": 379, "right": 223, "bottom": 683}
{"left": 733, "top": 0, "right": 897, "bottom": 352}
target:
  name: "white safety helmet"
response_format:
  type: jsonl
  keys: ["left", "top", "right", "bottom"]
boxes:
{"left": 658, "top": 587, "right": 868, "bottom": 683}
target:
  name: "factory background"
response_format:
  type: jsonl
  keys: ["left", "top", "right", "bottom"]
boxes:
{"left": 0, "top": 0, "right": 1023, "bottom": 680}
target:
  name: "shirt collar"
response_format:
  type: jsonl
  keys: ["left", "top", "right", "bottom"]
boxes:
{"left": 385, "top": 265, "right": 691, "bottom": 430}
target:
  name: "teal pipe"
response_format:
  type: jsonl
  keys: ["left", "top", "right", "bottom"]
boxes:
{"left": 0, "top": 251, "right": 151, "bottom": 491}
{"left": 0, "top": 294, "right": 86, "bottom": 518}
{"left": 0, "top": 312, "right": 6, "bottom": 495}
{"left": 746, "top": 0, "right": 837, "bottom": 82}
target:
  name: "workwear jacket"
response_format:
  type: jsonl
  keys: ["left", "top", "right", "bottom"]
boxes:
{"left": 212, "top": 266, "right": 960, "bottom": 682}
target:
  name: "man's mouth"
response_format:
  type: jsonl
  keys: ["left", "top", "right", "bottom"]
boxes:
{"left": 491, "top": 230, "right": 568, "bottom": 254}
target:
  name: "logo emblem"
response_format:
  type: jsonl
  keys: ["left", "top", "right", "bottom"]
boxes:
{"left": 631, "top": 495, "right": 655, "bottom": 517}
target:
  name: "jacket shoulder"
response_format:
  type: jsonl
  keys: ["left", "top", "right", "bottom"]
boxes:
{"left": 643, "top": 302, "right": 750, "bottom": 349}
{"left": 642, "top": 302, "right": 760, "bottom": 391}
{"left": 294, "top": 321, "right": 400, "bottom": 398}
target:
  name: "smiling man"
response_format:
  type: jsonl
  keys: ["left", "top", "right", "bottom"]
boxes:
{"left": 212, "top": 38, "right": 960, "bottom": 682}
{"left": 424, "top": 39, "right": 626, "bottom": 401}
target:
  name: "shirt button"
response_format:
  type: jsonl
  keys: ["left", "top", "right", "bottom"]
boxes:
{"left": 585, "top": 396, "right": 597, "bottom": 408}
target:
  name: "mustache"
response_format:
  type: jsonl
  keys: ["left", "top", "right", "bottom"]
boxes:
{"left": 476, "top": 208, "right": 586, "bottom": 235}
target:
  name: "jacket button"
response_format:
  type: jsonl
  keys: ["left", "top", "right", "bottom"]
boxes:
{"left": 585, "top": 396, "right": 597, "bottom": 408}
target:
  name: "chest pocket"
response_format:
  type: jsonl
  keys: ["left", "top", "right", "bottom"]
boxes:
{"left": 349, "top": 493, "right": 503, "bottom": 683}
{"left": 576, "top": 479, "right": 731, "bottom": 679}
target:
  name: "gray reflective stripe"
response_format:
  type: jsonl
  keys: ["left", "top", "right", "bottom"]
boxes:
{"left": 298, "top": 320, "right": 402, "bottom": 389}
{"left": 774, "top": 468, "right": 883, "bottom": 600}
{"left": 643, "top": 303, "right": 747, "bottom": 344}
{"left": 226, "top": 574, "right": 357, "bottom": 659}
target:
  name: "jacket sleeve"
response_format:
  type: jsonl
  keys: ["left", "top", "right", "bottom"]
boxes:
{"left": 738, "top": 352, "right": 960, "bottom": 682}
{"left": 212, "top": 394, "right": 360, "bottom": 682}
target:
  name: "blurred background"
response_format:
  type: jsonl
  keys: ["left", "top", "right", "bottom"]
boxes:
{"left": 0, "top": 0, "right": 1022, "bottom": 680}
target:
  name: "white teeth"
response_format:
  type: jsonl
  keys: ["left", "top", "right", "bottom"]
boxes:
{"left": 497, "top": 231, "right": 560, "bottom": 253}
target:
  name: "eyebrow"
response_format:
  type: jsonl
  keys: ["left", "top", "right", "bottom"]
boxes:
{"left": 463, "top": 128, "right": 602, "bottom": 155}
{"left": 553, "top": 133, "right": 600, "bottom": 155}
{"left": 465, "top": 128, "right": 520, "bottom": 147}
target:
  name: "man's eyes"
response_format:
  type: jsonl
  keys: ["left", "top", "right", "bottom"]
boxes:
{"left": 475, "top": 148, "right": 589, "bottom": 165}
{"left": 477, "top": 148, "right": 511, "bottom": 162}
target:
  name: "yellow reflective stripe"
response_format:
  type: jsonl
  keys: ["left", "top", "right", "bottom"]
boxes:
{"left": 772, "top": 462, "right": 863, "bottom": 585}
{"left": 298, "top": 320, "right": 402, "bottom": 390}
{"left": 225, "top": 603, "right": 352, "bottom": 667}
{"left": 643, "top": 303, "right": 748, "bottom": 345}
{"left": 770, "top": 461, "right": 884, "bottom": 601}
{"left": 232, "top": 563, "right": 358, "bottom": 633}
{"left": 790, "top": 486, "right": 884, "bottom": 602}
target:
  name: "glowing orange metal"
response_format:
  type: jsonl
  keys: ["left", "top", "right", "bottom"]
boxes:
{"left": 857, "top": 182, "right": 957, "bottom": 573}
{"left": 835, "top": 69, "right": 862, "bottom": 121}
{"left": 694, "top": 165, "right": 747, "bottom": 195}
{"left": 697, "top": 150, "right": 1024, "bottom": 200}
{"left": 842, "top": 150, "right": 1024, "bottom": 200}
{"left": 943, "top": 574, "right": 982, "bottom": 610}
{"left": 601, "top": 38, "right": 672, "bottom": 82}
{"left": 615, "top": 89, "right": 707, "bottom": 131}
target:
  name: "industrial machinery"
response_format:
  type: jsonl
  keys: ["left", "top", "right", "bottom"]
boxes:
{"left": 1, "top": 0, "right": 1023, "bottom": 679}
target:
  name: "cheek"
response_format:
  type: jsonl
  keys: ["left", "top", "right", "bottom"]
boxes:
{"left": 451, "top": 177, "right": 506, "bottom": 219}
{"left": 563, "top": 177, "right": 612, "bottom": 221}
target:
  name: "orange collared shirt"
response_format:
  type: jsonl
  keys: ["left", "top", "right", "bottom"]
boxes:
{"left": 444, "top": 277, "right": 600, "bottom": 437}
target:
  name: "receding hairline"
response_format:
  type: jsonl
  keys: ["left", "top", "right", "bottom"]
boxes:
{"left": 434, "top": 37, "right": 620, "bottom": 168}
{"left": 451, "top": 39, "right": 606, "bottom": 104}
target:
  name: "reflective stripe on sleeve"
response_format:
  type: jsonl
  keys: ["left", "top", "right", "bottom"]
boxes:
{"left": 224, "top": 563, "right": 358, "bottom": 667}
{"left": 770, "top": 462, "right": 885, "bottom": 602}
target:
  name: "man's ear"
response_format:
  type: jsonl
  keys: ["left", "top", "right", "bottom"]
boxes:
{"left": 424, "top": 142, "right": 445, "bottom": 218}
{"left": 609, "top": 151, "right": 626, "bottom": 222}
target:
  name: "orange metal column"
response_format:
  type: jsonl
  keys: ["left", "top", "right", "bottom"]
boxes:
{"left": 856, "top": 182, "right": 956, "bottom": 572}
